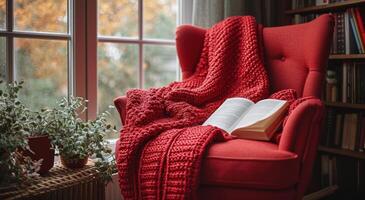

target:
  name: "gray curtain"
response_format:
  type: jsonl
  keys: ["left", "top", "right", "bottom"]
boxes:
{"left": 191, "top": 0, "right": 291, "bottom": 28}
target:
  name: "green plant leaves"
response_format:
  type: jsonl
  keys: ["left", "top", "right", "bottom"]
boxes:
{"left": 1, "top": 81, "right": 117, "bottom": 184}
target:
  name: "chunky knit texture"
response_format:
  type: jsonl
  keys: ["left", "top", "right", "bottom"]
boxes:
{"left": 117, "top": 16, "right": 271, "bottom": 200}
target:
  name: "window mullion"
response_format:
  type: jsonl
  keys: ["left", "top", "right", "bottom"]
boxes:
{"left": 68, "top": 0, "right": 74, "bottom": 96}
{"left": 85, "top": 0, "right": 98, "bottom": 120}
{"left": 0, "top": 31, "right": 71, "bottom": 40}
{"left": 73, "top": 0, "right": 87, "bottom": 119}
{"left": 97, "top": 36, "right": 175, "bottom": 45}
{"left": 6, "top": 0, "right": 13, "bottom": 82}
{"left": 138, "top": 0, "right": 143, "bottom": 89}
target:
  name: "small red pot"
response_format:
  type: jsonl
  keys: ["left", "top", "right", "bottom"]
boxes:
{"left": 60, "top": 155, "right": 88, "bottom": 169}
{"left": 24, "top": 135, "right": 54, "bottom": 175}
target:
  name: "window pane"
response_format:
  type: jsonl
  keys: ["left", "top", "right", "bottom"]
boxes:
{"left": 144, "top": 0, "right": 177, "bottom": 39}
{"left": 144, "top": 45, "right": 177, "bottom": 88}
{"left": 14, "top": 0, "right": 67, "bottom": 33}
{"left": 98, "top": 0, "right": 138, "bottom": 38}
{"left": 15, "top": 39, "right": 68, "bottom": 110}
{"left": 0, "top": 37, "right": 5, "bottom": 80}
{"left": 98, "top": 43, "right": 138, "bottom": 138}
{"left": 0, "top": 0, "right": 5, "bottom": 29}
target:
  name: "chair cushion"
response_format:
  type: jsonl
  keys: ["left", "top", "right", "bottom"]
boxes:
{"left": 200, "top": 139, "right": 300, "bottom": 190}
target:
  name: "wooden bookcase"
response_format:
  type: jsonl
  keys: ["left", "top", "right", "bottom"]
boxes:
{"left": 287, "top": 1, "right": 365, "bottom": 199}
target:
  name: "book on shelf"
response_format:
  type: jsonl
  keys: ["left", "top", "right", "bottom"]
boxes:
{"left": 341, "top": 113, "right": 358, "bottom": 150}
{"left": 349, "top": 8, "right": 364, "bottom": 53}
{"left": 320, "top": 155, "right": 338, "bottom": 188}
{"left": 316, "top": 0, "right": 329, "bottom": 6}
{"left": 325, "top": 62, "right": 365, "bottom": 104}
{"left": 354, "top": 7, "right": 365, "bottom": 48}
{"left": 324, "top": 110, "right": 365, "bottom": 152}
{"left": 334, "top": 113, "right": 343, "bottom": 147}
{"left": 203, "top": 98, "right": 288, "bottom": 141}
{"left": 334, "top": 8, "right": 364, "bottom": 54}
{"left": 325, "top": 70, "right": 338, "bottom": 102}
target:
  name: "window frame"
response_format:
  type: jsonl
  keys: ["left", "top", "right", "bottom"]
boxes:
{"left": 0, "top": 0, "right": 74, "bottom": 95}
{"left": 0, "top": 0, "right": 94, "bottom": 119}
{"left": 1, "top": 0, "right": 186, "bottom": 121}
{"left": 97, "top": 0, "right": 177, "bottom": 90}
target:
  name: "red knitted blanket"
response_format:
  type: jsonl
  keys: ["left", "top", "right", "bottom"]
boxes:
{"left": 117, "top": 16, "right": 271, "bottom": 199}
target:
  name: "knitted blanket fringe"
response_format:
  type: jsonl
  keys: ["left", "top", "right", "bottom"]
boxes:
{"left": 117, "top": 16, "right": 270, "bottom": 200}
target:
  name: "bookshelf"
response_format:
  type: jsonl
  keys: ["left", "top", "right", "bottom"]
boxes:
{"left": 329, "top": 53, "right": 365, "bottom": 59}
{"left": 325, "top": 102, "right": 365, "bottom": 110}
{"left": 318, "top": 145, "right": 365, "bottom": 160}
{"left": 287, "top": 1, "right": 365, "bottom": 199}
{"left": 286, "top": 0, "right": 365, "bottom": 15}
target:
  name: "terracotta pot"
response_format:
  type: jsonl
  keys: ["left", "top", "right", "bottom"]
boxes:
{"left": 60, "top": 155, "right": 88, "bottom": 169}
{"left": 23, "top": 135, "right": 54, "bottom": 175}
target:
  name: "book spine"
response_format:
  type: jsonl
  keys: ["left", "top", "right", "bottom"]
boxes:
{"left": 349, "top": 8, "right": 364, "bottom": 53}
{"left": 342, "top": 63, "right": 347, "bottom": 103}
{"left": 345, "top": 11, "right": 350, "bottom": 54}
{"left": 341, "top": 113, "right": 350, "bottom": 150}
{"left": 332, "top": 13, "right": 338, "bottom": 54}
{"left": 349, "top": 113, "right": 358, "bottom": 151}
{"left": 334, "top": 113, "right": 343, "bottom": 147}
{"left": 360, "top": 116, "right": 365, "bottom": 152}
{"left": 355, "top": 113, "right": 362, "bottom": 151}
{"left": 326, "top": 109, "right": 336, "bottom": 146}
{"left": 362, "top": 65, "right": 365, "bottom": 103}
{"left": 336, "top": 12, "right": 346, "bottom": 54}
{"left": 326, "top": 70, "right": 338, "bottom": 102}
{"left": 352, "top": 63, "right": 356, "bottom": 104}
{"left": 321, "top": 155, "right": 330, "bottom": 187}
{"left": 354, "top": 8, "right": 365, "bottom": 49}
{"left": 315, "top": 0, "right": 329, "bottom": 6}
{"left": 346, "top": 64, "right": 351, "bottom": 103}
{"left": 352, "top": 8, "right": 365, "bottom": 53}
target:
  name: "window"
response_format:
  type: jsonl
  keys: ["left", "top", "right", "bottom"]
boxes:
{"left": 0, "top": 0, "right": 181, "bottom": 139}
{"left": 97, "top": 0, "right": 179, "bottom": 138}
{"left": 0, "top": 0, "right": 71, "bottom": 110}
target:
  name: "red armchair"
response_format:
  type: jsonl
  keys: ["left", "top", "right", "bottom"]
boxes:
{"left": 114, "top": 14, "right": 334, "bottom": 200}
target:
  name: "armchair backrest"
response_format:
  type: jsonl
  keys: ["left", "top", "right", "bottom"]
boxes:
{"left": 262, "top": 14, "right": 333, "bottom": 98}
{"left": 176, "top": 14, "right": 334, "bottom": 98}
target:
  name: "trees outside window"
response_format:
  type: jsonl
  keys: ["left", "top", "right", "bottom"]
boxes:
{"left": 0, "top": 0, "right": 70, "bottom": 111}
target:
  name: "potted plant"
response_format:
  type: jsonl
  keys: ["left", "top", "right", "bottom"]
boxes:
{"left": 49, "top": 97, "right": 116, "bottom": 181}
{"left": 0, "top": 81, "right": 41, "bottom": 188}
{"left": 23, "top": 109, "right": 55, "bottom": 174}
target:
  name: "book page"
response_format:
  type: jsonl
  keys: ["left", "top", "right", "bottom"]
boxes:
{"left": 203, "top": 98, "right": 254, "bottom": 132}
{"left": 234, "top": 99, "right": 287, "bottom": 129}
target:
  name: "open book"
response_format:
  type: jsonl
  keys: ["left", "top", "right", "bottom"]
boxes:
{"left": 203, "top": 98, "right": 289, "bottom": 141}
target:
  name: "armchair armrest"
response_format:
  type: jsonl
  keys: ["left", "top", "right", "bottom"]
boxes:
{"left": 114, "top": 96, "right": 127, "bottom": 125}
{"left": 279, "top": 98, "right": 325, "bottom": 157}
{"left": 279, "top": 98, "right": 325, "bottom": 199}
